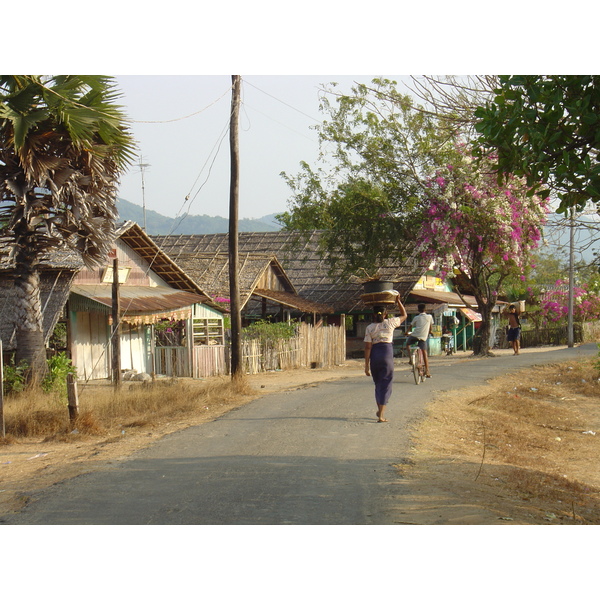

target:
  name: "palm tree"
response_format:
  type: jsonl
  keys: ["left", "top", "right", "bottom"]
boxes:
{"left": 0, "top": 75, "right": 135, "bottom": 381}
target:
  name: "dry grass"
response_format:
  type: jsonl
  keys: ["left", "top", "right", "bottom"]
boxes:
{"left": 409, "top": 358, "right": 600, "bottom": 523}
{"left": 1, "top": 376, "right": 255, "bottom": 442}
{"left": 0, "top": 368, "right": 322, "bottom": 517}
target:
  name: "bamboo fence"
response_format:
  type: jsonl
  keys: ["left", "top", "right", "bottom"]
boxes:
{"left": 238, "top": 322, "right": 346, "bottom": 375}
{"left": 148, "top": 323, "right": 346, "bottom": 378}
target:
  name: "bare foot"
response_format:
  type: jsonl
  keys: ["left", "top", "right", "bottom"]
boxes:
{"left": 378, "top": 418, "right": 388, "bottom": 423}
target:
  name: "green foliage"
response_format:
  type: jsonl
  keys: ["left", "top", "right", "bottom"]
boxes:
{"left": 596, "top": 344, "right": 600, "bottom": 377}
{"left": 473, "top": 75, "right": 600, "bottom": 212}
{"left": 502, "top": 248, "right": 600, "bottom": 301}
{"left": 279, "top": 78, "right": 454, "bottom": 279}
{"left": 242, "top": 320, "right": 297, "bottom": 344}
{"left": 48, "top": 322, "right": 67, "bottom": 350}
{"left": 41, "top": 352, "right": 77, "bottom": 398}
{"left": 2, "top": 358, "right": 29, "bottom": 395}
{"left": 3, "top": 353, "right": 76, "bottom": 397}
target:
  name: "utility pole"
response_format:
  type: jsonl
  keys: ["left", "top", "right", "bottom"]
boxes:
{"left": 112, "top": 256, "right": 122, "bottom": 387}
{"left": 229, "top": 75, "right": 243, "bottom": 380}
{"left": 567, "top": 206, "right": 575, "bottom": 347}
{"left": 138, "top": 157, "right": 151, "bottom": 231}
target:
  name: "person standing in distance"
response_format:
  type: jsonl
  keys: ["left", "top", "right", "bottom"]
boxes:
{"left": 405, "top": 303, "right": 434, "bottom": 378}
{"left": 506, "top": 304, "right": 521, "bottom": 355}
{"left": 364, "top": 295, "right": 407, "bottom": 423}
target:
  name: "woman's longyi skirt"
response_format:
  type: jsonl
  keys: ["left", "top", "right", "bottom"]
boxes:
{"left": 370, "top": 342, "right": 394, "bottom": 405}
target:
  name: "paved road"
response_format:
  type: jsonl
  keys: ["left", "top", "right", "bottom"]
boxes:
{"left": 5, "top": 344, "right": 597, "bottom": 525}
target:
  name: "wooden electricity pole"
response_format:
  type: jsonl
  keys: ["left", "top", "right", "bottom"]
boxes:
{"left": 112, "top": 257, "right": 122, "bottom": 387}
{"left": 0, "top": 339, "right": 5, "bottom": 438}
{"left": 567, "top": 206, "right": 575, "bottom": 348}
{"left": 229, "top": 75, "right": 243, "bottom": 379}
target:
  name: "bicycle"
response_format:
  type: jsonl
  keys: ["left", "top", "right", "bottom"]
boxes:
{"left": 442, "top": 334, "right": 454, "bottom": 356}
{"left": 409, "top": 343, "right": 426, "bottom": 385}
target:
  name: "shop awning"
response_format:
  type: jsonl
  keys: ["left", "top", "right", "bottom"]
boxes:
{"left": 71, "top": 284, "right": 207, "bottom": 325}
{"left": 459, "top": 307, "right": 482, "bottom": 322}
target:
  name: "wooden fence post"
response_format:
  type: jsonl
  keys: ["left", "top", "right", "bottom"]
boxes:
{"left": 0, "top": 339, "right": 5, "bottom": 438}
{"left": 67, "top": 372, "right": 79, "bottom": 425}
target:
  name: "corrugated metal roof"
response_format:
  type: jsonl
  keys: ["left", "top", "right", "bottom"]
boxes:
{"left": 71, "top": 284, "right": 206, "bottom": 313}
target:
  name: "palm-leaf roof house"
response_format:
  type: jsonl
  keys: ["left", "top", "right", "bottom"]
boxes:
{"left": 153, "top": 230, "right": 426, "bottom": 316}
{"left": 1, "top": 221, "right": 226, "bottom": 380}
{"left": 160, "top": 249, "right": 334, "bottom": 321}
{"left": 153, "top": 230, "right": 429, "bottom": 357}
{"left": 69, "top": 221, "right": 225, "bottom": 380}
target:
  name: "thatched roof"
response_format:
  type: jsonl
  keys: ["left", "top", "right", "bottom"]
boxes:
{"left": 0, "top": 235, "right": 85, "bottom": 271}
{"left": 153, "top": 231, "right": 426, "bottom": 313}
{"left": 115, "top": 221, "right": 222, "bottom": 310}
{"left": 154, "top": 250, "right": 334, "bottom": 315}
{"left": 0, "top": 236, "right": 84, "bottom": 350}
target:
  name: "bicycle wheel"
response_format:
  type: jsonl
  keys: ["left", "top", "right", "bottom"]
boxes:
{"left": 418, "top": 350, "right": 426, "bottom": 383}
{"left": 412, "top": 349, "right": 421, "bottom": 385}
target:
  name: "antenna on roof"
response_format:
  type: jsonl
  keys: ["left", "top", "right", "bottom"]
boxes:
{"left": 136, "top": 156, "right": 151, "bottom": 231}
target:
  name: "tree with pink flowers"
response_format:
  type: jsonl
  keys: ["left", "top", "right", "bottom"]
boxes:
{"left": 522, "top": 281, "right": 600, "bottom": 327}
{"left": 418, "top": 151, "right": 549, "bottom": 355}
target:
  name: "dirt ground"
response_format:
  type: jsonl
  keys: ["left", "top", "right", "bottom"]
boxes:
{"left": 1, "top": 346, "right": 599, "bottom": 524}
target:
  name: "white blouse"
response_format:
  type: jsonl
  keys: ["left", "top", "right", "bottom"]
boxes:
{"left": 364, "top": 316, "right": 404, "bottom": 345}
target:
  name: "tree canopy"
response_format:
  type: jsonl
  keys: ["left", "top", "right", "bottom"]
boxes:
{"left": 417, "top": 149, "right": 549, "bottom": 352}
{"left": 279, "top": 78, "right": 453, "bottom": 279}
{"left": 280, "top": 78, "right": 552, "bottom": 355}
{"left": 0, "top": 75, "right": 135, "bottom": 379}
{"left": 0, "top": 75, "right": 136, "bottom": 266}
{"left": 473, "top": 75, "right": 600, "bottom": 213}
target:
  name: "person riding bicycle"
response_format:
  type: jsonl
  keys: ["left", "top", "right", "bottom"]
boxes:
{"left": 405, "top": 303, "right": 434, "bottom": 378}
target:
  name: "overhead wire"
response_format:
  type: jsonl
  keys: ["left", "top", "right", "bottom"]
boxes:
{"left": 243, "top": 79, "right": 322, "bottom": 124}
{"left": 3, "top": 76, "right": 327, "bottom": 388}
{"left": 19, "top": 75, "right": 235, "bottom": 127}
{"left": 130, "top": 83, "right": 234, "bottom": 124}
{"left": 81, "top": 95, "right": 236, "bottom": 385}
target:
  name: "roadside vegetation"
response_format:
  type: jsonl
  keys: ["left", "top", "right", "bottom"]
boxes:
{"left": 1, "top": 376, "right": 254, "bottom": 442}
{"left": 406, "top": 355, "right": 600, "bottom": 524}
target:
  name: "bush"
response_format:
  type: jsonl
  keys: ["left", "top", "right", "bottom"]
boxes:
{"left": 2, "top": 358, "right": 28, "bottom": 395}
{"left": 42, "top": 352, "right": 77, "bottom": 398}
{"left": 242, "top": 320, "right": 297, "bottom": 343}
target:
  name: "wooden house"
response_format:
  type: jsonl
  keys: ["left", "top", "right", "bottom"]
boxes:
{"left": 68, "top": 221, "right": 226, "bottom": 381}
{"left": 152, "top": 249, "right": 334, "bottom": 323}
{"left": 153, "top": 231, "right": 428, "bottom": 357}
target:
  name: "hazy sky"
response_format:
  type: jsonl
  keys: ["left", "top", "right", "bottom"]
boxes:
{"left": 115, "top": 75, "right": 413, "bottom": 221}
{"left": 4, "top": 0, "right": 593, "bottom": 588}
{"left": 11, "top": 1, "right": 587, "bottom": 226}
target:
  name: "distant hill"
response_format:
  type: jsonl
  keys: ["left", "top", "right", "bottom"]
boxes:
{"left": 116, "top": 198, "right": 282, "bottom": 234}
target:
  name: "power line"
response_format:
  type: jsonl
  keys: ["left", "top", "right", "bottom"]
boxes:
{"left": 243, "top": 79, "right": 322, "bottom": 124}
{"left": 130, "top": 84, "right": 233, "bottom": 124}
{"left": 242, "top": 103, "right": 317, "bottom": 143}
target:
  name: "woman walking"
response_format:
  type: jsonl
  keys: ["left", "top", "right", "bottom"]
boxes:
{"left": 364, "top": 295, "right": 407, "bottom": 422}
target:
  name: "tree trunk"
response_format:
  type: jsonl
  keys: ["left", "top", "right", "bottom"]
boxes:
{"left": 13, "top": 255, "right": 48, "bottom": 382}
{"left": 474, "top": 300, "right": 493, "bottom": 356}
